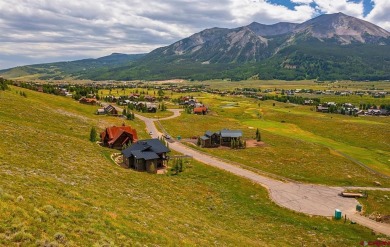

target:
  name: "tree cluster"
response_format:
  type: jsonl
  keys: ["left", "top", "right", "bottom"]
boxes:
{"left": 0, "top": 77, "right": 10, "bottom": 90}
{"left": 170, "top": 158, "right": 185, "bottom": 175}
{"left": 261, "top": 95, "right": 320, "bottom": 105}
{"left": 230, "top": 139, "right": 246, "bottom": 149}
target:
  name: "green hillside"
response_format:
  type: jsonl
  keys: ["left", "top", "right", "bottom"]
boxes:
{"left": 0, "top": 53, "right": 144, "bottom": 81}
{"left": 67, "top": 42, "right": 390, "bottom": 81}
{"left": 0, "top": 86, "right": 378, "bottom": 246}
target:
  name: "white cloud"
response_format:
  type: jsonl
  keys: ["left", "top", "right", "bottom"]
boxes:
{"left": 312, "top": 0, "right": 364, "bottom": 17}
{"left": 365, "top": 0, "right": 390, "bottom": 30}
{"left": 291, "top": 0, "right": 313, "bottom": 4}
{"left": 0, "top": 0, "right": 388, "bottom": 69}
{"left": 230, "top": 0, "right": 316, "bottom": 25}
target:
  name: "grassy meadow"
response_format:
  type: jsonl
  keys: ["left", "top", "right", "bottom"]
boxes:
{"left": 2, "top": 86, "right": 385, "bottom": 246}
{"left": 357, "top": 191, "right": 390, "bottom": 217}
{"left": 160, "top": 89, "right": 390, "bottom": 186}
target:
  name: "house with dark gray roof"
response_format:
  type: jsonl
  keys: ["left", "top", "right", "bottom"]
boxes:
{"left": 200, "top": 129, "right": 243, "bottom": 148}
{"left": 220, "top": 129, "right": 243, "bottom": 146}
{"left": 122, "top": 139, "right": 170, "bottom": 173}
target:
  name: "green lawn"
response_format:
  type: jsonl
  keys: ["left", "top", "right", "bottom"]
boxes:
{"left": 0, "top": 86, "right": 384, "bottom": 246}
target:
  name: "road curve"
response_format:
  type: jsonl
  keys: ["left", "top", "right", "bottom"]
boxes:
{"left": 135, "top": 109, "right": 390, "bottom": 235}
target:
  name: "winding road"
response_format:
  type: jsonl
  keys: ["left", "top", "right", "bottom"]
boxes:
{"left": 134, "top": 109, "right": 390, "bottom": 236}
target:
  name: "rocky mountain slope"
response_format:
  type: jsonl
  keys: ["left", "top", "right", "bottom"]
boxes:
{"left": 144, "top": 12, "right": 390, "bottom": 65}
{"left": 2, "top": 13, "right": 390, "bottom": 81}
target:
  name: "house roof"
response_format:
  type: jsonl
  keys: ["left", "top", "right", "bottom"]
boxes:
{"left": 101, "top": 126, "right": 138, "bottom": 145}
{"left": 205, "top": 130, "right": 217, "bottom": 137}
{"left": 193, "top": 106, "right": 207, "bottom": 113}
{"left": 79, "top": 97, "right": 97, "bottom": 103}
{"left": 220, "top": 129, "right": 242, "bottom": 138}
{"left": 200, "top": 136, "right": 209, "bottom": 140}
{"left": 104, "top": 105, "right": 117, "bottom": 112}
{"left": 130, "top": 150, "right": 160, "bottom": 160}
{"left": 122, "top": 139, "right": 170, "bottom": 158}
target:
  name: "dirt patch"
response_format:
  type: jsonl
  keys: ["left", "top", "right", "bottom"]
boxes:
{"left": 246, "top": 139, "right": 266, "bottom": 148}
{"left": 154, "top": 79, "right": 186, "bottom": 84}
{"left": 369, "top": 212, "right": 390, "bottom": 224}
{"left": 182, "top": 139, "right": 197, "bottom": 144}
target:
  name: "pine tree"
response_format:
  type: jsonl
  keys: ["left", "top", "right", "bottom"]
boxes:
{"left": 256, "top": 129, "right": 261, "bottom": 142}
{"left": 89, "top": 127, "right": 97, "bottom": 142}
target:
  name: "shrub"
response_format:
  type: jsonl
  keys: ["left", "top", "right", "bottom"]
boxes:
{"left": 54, "top": 232, "right": 67, "bottom": 244}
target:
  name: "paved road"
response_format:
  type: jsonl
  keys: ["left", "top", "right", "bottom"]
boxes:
{"left": 135, "top": 109, "right": 390, "bottom": 235}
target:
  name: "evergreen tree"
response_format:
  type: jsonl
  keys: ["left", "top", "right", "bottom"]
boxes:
{"left": 89, "top": 127, "right": 97, "bottom": 142}
{"left": 256, "top": 129, "right": 261, "bottom": 142}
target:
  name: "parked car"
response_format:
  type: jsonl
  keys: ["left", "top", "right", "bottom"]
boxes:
{"left": 163, "top": 134, "right": 171, "bottom": 139}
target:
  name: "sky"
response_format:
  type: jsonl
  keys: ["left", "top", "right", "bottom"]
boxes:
{"left": 0, "top": 0, "right": 389, "bottom": 70}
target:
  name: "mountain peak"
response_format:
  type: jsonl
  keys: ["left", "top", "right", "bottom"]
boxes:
{"left": 246, "top": 21, "right": 298, "bottom": 36}
{"left": 294, "top": 12, "right": 390, "bottom": 44}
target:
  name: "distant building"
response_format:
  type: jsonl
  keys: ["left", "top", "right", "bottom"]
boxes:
{"left": 79, "top": 97, "right": 98, "bottom": 105}
{"left": 200, "top": 129, "right": 243, "bottom": 148}
{"left": 96, "top": 105, "right": 119, "bottom": 115}
{"left": 193, "top": 106, "right": 208, "bottom": 115}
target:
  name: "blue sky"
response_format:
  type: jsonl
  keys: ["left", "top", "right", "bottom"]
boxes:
{"left": 0, "top": 0, "right": 389, "bottom": 69}
{"left": 268, "top": 0, "right": 374, "bottom": 16}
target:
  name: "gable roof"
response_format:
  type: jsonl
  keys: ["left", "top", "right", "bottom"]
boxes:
{"left": 130, "top": 150, "right": 160, "bottom": 160}
{"left": 122, "top": 139, "right": 170, "bottom": 158}
{"left": 101, "top": 126, "right": 138, "bottom": 144}
{"left": 220, "top": 129, "right": 242, "bottom": 138}
{"left": 193, "top": 106, "right": 207, "bottom": 113}
{"left": 104, "top": 105, "right": 117, "bottom": 113}
{"left": 205, "top": 130, "right": 218, "bottom": 137}
{"left": 200, "top": 136, "right": 210, "bottom": 140}
{"left": 79, "top": 97, "right": 97, "bottom": 104}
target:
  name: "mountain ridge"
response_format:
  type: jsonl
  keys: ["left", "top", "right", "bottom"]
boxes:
{"left": 1, "top": 12, "right": 390, "bottom": 81}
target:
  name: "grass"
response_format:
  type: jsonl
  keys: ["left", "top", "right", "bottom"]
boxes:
{"left": 160, "top": 92, "right": 390, "bottom": 186}
{"left": 357, "top": 191, "right": 390, "bottom": 217}
{"left": 0, "top": 86, "right": 384, "bottom": 245}
{"left": 133, "top": 109, "right": 174, "bottom": 118}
